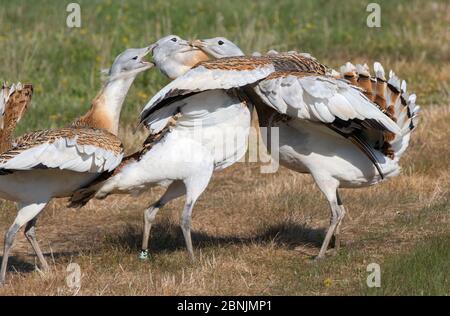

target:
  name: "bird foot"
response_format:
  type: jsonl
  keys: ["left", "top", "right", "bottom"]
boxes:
{"left": 314, "top": 254, "right": 326, "bottom": 261}
{"left": 138, "top": 249, "right": 149, "bottom": 261}
{"left": 314, "top": 248, "right": 339, "bottom": 261}
{"left": 326, "top": 248, "right": 339, "bottom": 257}
{"left": 36, "top": 266, "right": 53, "bottom": 282}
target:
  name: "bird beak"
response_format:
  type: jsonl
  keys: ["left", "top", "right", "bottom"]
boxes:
{"left": 189, "top": 39, "right": 205, "bottom": 48}
{"left": 147, "top": 43, "right": 158, "bottom": 55}
{"left": 142, "top": 61, "right": 155, "bottom": 70}
{"left": 139, "top": 46, "right": 154, "bottom": 70}
{"left": 120, "top": 47, "right": 153, "bottom": 75}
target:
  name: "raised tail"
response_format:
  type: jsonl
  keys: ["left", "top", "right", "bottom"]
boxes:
{"left": 68, "top": 181, "right": 110, "bottom": 208}
{"left": 339, "top": 62, "right": 419, "bottom": 161}
{"left": 68, "top": 170, "right": 113, "bottom": 208}
{"left": 0, "top": 82, "right": 33, "bottom": 153}
{"left": 387, "top": 76, "right": 419, "bottom": 161}
{"left": 68, "top": 186, "right": 99, "bottom": 208}
{"left": 68, "top": 151, "right": 143, "bottom": 208}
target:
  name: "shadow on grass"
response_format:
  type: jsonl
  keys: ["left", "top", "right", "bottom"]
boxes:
{"left": 1, "top": 257, "right": 35, "bottom": 273}
{"left": 104, "top": 220, "right": 326, "bottom": 254}
{"left": 0, "top": 222, "right": 325, "bottom": 275}
{"left": 0, "top": 251, "right": 81, "bottom": 274}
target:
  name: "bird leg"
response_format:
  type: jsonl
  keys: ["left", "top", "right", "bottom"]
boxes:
{"left": 24, "top": 218, "right": 49, "bottom": 272}
{"left": 0, "top": 202, "right": 47, "bottom": 285}
{"left": 180, "top": 200, "right": 195, "bottom": 262}
{"left": 141, "top": 162, "right": 212, "bottom": 262}
{"left": 140, "top": 181, "right": 186, "bottom": 260}
{"left": 140, "top": 203, "right": 162, "bottom": 260}
{"left": 179, "top": 172, "right": 213, "bottom": 262}
{"left": 317, "top": 200, "right": 342, "bottom": 259}
{"left": 333, "top": 204, "right": 346, "bottom": 252}
{"left": 0, "top": 223, "right": 20, "bottom": 286}
{"left": 311, "top": 177, "right": 342, "bottom": 260}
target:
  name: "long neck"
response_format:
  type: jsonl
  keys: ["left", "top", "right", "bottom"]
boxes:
{"left": 155, "top": 51, "right": 209, "bottom": 80}
{"left": 156, "top": 56, "right": 191, "bottom": 80}
{"left": 72, "top": 77, "right": 135, "bottom": 136}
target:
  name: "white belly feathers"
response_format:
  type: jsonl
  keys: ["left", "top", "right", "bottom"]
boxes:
{"left": 174, "top": 90, "right": 251, "bottom": 170}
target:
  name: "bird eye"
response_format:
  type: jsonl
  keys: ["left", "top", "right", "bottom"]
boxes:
{"left": 171, "top": 37, "right": 178, "bottom": 42}
{"left": 218, "top": 40, "right": 224, "bottom": 45}
{"left": 132, "top": 56, "right": 138, "bottom": 60}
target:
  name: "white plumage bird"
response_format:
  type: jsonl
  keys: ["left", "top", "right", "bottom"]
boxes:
{"left": 70, "top": 35, "right": 251, "bottom": 261}
{"left": 0, "top": 46, "right": 152, "bottom": 285}
{"left": 144, "top": 37, "right": 419, "bottom": 259}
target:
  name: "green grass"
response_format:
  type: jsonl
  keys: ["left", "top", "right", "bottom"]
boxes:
{"left": 0, "top": 0, "right": 448, "bottom": 135}
{"left": 364, "top": 234, "right": 449, "bottom": 296}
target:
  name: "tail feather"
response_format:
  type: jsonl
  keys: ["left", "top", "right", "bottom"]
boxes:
{"left": 338, "top": 62, "right": 419, "bottom": 161}
{"left": 387, "top": 70, "right": 401, "bottom": 116}
{"left": 0, "top": 82, "right": 33, "bottom": 153}
{"left": 68, "top": 186, "right": 100, "bottom": 208}
{"left": 68, "top": 168, "right": 116, "bottom": 208}
{"left": 0, "top": 82, "right": 18, "bottom": 129}
{"left": 340, "top": 62, "right": 358, "bottom": 86}
{"left": 68, "top": 150, "right": 145, "bottom": 208}
{"left": 373, "top": 63, "right": 398, "bottom": 144}
{"left": 355, "top": 63, "right": 373, "bottom": 99}
{"left": 373, "top": 62, "right": 388, "bottom": 112}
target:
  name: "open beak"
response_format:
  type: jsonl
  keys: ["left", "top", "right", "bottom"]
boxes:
{"left": 147, "top": 43, "right": 157, "bottom": 55}
{"left": 189, "top": 39, "right": 205, "bottom": 49}
{"left": 138, "top": 46, "right": 155, "bottom": 70}
{"left": 140, "top": 60, "right": 154, "bottom": 70}
{"left": 175, "top": 39, "right": 200, "bottom": 53}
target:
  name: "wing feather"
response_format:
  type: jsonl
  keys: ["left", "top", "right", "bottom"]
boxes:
{"left": 0, "top": 128, "right": 123, "bottom": 174}
{"left": 139, "top": 54, "right": 328, "bottom": 128}
{"left": 254, "top": 73, "right": 401, "bottom": 135}
{"left": 139, "top": 62, "right": 276, "bottom": 126}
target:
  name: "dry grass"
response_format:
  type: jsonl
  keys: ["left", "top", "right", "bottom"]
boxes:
{"left": 0, "top": 106, "right": 448, "bottom": 295}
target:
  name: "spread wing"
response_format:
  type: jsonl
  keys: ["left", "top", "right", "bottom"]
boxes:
{"left": 254, "top": 72, "right": 401, "bottom": 135}
{"left": 139, "top": 53, "right": 328, "bottom": 129}
{"left": 139, "top": 56, "right": 276, "bottom": 127}
{"left": 0, "top": 127, "right": 124, "bottom": 174}
{"left": 253, "top": 71, "right": 403, "bottom": 178}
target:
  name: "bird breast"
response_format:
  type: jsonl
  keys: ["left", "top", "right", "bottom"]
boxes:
{"left": 173, "top": 90, "right": 251, "bottom": 169}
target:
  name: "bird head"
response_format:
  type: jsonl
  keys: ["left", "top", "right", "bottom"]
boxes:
{"left": 189, "top": 37, "right": 245, "bottom": 59}
{"left": 108, "top": 46, "right": 154, "bottom": 80}
{"left": 150, "top": 35, "right": 210, "bottom": 79}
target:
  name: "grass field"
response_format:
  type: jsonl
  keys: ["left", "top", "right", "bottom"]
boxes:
{"left": 0, "top": 0, "right": 449, "bottom": 295}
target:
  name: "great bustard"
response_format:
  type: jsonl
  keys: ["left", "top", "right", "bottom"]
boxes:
{"left": 0, "top": 46, "right": 152, "bottom": 285}
{"left": 139, "top": 37, "right": 418, "bottom": 259}
{"left": 70, "top": 35, "right": 251, "bottom": 261}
